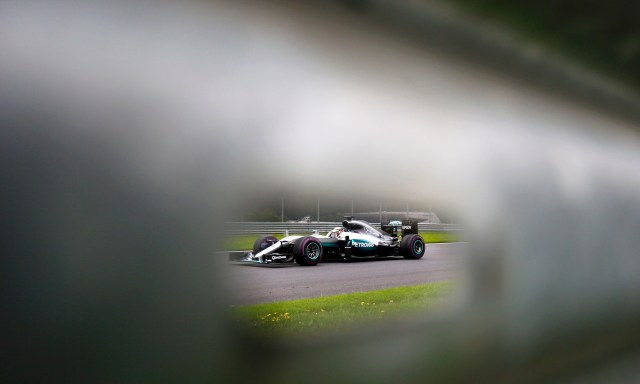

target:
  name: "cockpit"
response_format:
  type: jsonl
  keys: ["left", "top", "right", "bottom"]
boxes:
{"left": 342, "top": 220, "right": 385, "bottom": 238}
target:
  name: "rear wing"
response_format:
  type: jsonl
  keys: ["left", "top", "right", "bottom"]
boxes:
{"left": 380, "top": 220, "right": 418, "bottom": 236}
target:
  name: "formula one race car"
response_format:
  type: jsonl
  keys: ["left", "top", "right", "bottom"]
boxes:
{"left": 240, "top": 218, "right": 425, "bottom": 266}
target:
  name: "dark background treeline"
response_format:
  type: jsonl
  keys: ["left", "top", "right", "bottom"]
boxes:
{"left": 453, "top": 0, "right": 640, "bottom": 90}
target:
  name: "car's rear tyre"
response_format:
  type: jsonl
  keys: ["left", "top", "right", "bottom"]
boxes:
{"left": 293, "top": 236, "right": 323, "bottom": 266}
{"left": 253, "top": 235, "right": 278, "bottom": 255}
{"left": 401, "top": 234, "right": 425, "bottom": 259}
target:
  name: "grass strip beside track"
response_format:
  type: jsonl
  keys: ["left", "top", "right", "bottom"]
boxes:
{"left": 224, "top": 232, "right": 460, "bottom": 251}
{"left": 230, "top": 282, "right": 454, "bottom": 336}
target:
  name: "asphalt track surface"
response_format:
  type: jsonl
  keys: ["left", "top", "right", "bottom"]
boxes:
{"left": 219, "top": 243, "right": 468, "bottom": 305}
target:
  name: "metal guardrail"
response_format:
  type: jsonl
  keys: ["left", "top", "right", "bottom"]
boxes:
{"left": 225, "top": 222, "right": 463, "bottom": 235}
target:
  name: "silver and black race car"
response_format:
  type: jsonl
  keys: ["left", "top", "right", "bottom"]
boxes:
{"left": 239, "top": 219, "right": 425, "bottom": 266}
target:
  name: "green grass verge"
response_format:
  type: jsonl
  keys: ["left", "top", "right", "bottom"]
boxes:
{"left": 420, "top": 232, "right": 460, "bottom": 244}
{"left": 223, "top": 234, "right": 293, "bottom": 252}
{"left": 230, "top": 282, "right": 454, "bottom": 336}
{"left": 224, "top": 232, "right": 461, "bottom": 251}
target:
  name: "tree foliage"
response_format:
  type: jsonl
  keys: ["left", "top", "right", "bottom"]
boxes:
{"left": 453, "top": 0, "right": 640, "bottom": 90}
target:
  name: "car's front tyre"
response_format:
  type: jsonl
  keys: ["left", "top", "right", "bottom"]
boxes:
{"left": 293, "top": 236, "right": 323, "bottom": 266}
{"left": 253, "top": 235, "right": 278, "bottom": 256}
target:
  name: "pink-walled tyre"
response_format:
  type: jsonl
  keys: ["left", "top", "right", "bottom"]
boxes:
{"left": 293, "top": 237, "right": 323, "bottom": 266}
{"left": 401, "top": 234, "right": 425, "bottom": 259}
{"left": 253, "top": 235, "right": 278, "bottom": 256}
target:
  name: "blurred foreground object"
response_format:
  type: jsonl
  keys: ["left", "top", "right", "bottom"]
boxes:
{"left": 1, "top": 0, "right": 640, "bottom": 383}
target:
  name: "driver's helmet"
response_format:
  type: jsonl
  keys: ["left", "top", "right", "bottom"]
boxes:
{"left": 330, "top": 227, "right": 345, "bottom": 238}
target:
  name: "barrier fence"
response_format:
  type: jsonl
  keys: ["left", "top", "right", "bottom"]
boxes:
{"left": 225, "top": 222, "right": 463, "bottom": 236}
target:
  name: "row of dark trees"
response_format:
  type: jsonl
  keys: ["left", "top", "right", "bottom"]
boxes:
{"left": 454, "top": 0, "right": 640, "bottom": 91}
